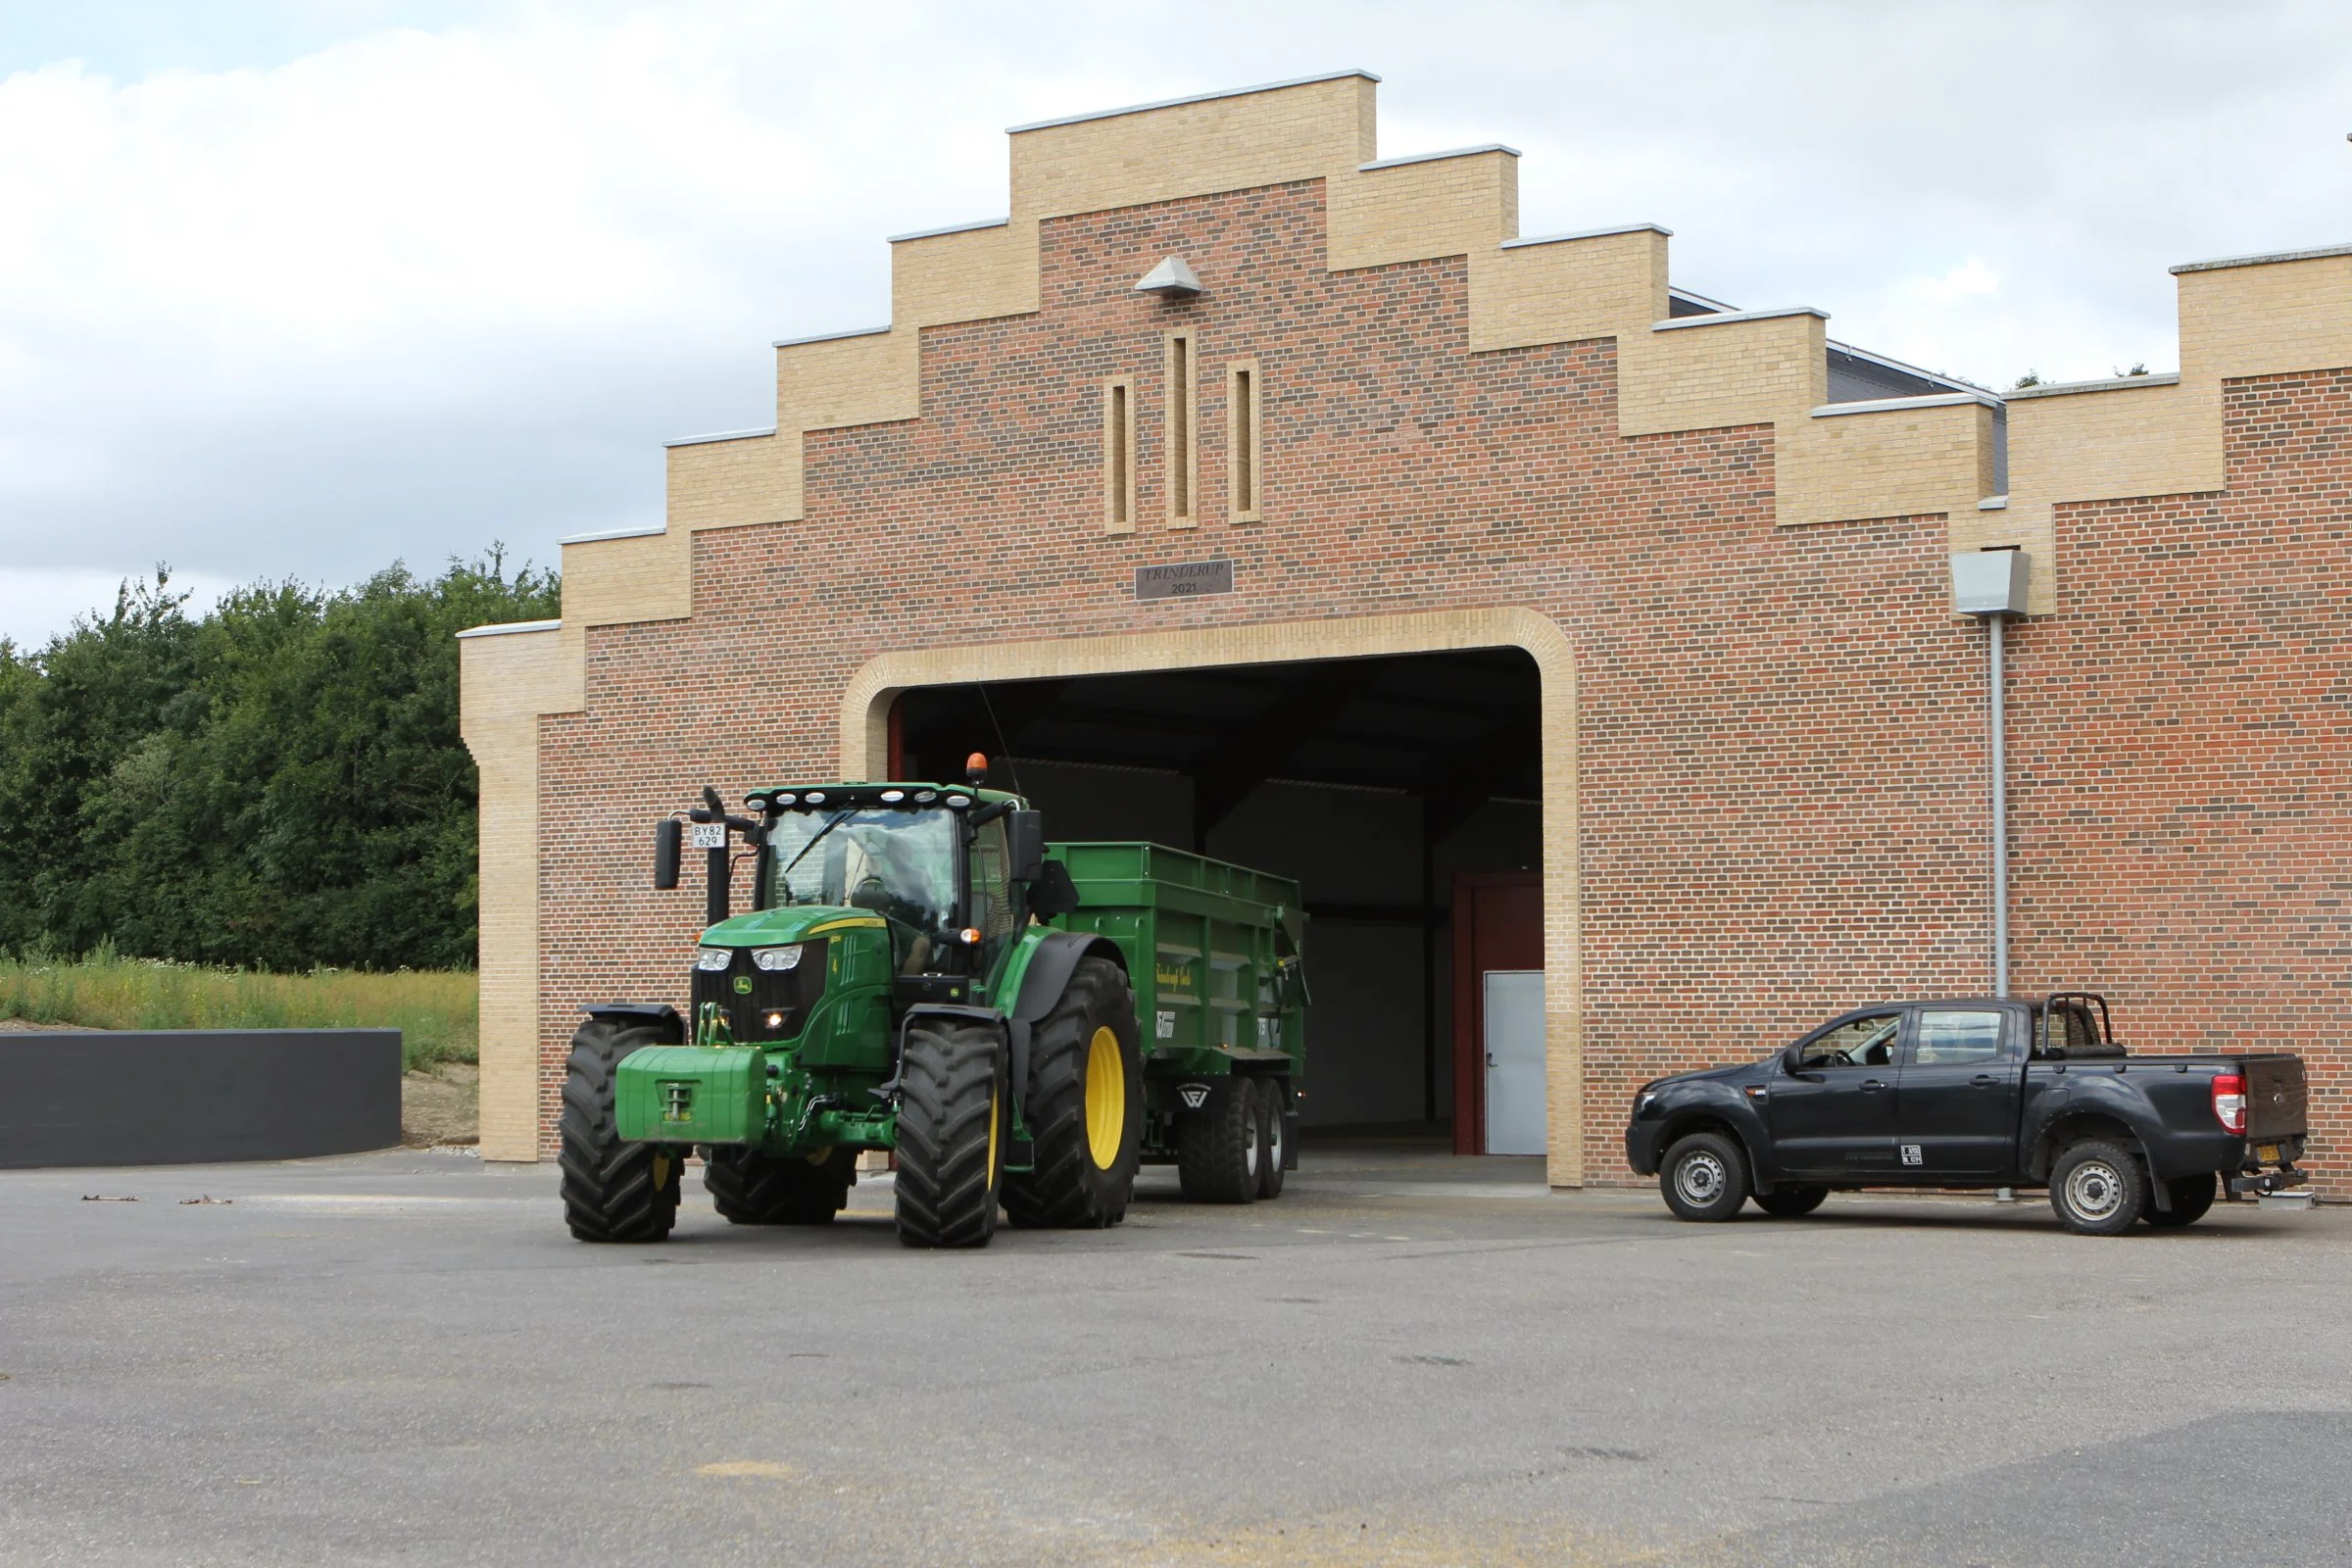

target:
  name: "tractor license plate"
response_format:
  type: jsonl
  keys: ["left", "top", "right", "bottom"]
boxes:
{"left": 2257, "top": 1143, "right": 2280, "bottom": 1163}
{"left": 689, "top": 822, "right": 726, "bottom": 850}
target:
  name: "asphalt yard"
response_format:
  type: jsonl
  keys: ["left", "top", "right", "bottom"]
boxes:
{"left": 2, "top": 1139, "right": 2346, "bottom": 1567}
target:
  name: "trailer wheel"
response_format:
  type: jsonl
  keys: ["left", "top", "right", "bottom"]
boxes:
{"left": 558, "top": 1016, "right": 683, "bottom": 1244}
{"left": 1253, "top": 1079, "right": 1287, "bottom": 1200}
{"left": 893, "top": 1018, "right": 1006, "bottom": 1249}
{"left": 1659, "top": 1131, "right": 1749, "bottom": 1222}
{"left": 1751, "top": 1185, "right": 1827, "bottom": 1218}
{"left": 1003, "top": 957, "right": 1143, "bottom": 1230}
{"left": 2049, "top": 1139, "right": 2147, "bottom": 1235}
{"left": 1178, "top": 1077, "right": 1259, "bottom": 1203}
{"left": 705, "top": 1146, "right": 856, "bottom": 1225}
{"left": 2143, "top": 1171, "right": 2217, "bottom": 1229}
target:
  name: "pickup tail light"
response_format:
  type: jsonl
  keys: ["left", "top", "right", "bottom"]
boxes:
{"left": 2212, "top": 1072, "right": 2247, "bottom": 1135}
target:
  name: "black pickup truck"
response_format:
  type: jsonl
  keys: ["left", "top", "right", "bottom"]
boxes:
{"left": 1624, "top": 995, "right": 2311, "bottom": 1234}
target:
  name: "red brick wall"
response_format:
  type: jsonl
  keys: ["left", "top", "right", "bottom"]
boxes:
{"left": 534, "top": 178, "right": 2348, "bottom": 1194}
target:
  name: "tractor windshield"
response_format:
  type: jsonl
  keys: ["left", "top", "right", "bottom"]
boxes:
{"left": 765, "top": 807, "right": 958, "bottom": 961}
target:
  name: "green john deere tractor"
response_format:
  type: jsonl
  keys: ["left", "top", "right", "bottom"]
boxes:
{"left": 559, "top": 758, "right": 1307, "bottom": 1249}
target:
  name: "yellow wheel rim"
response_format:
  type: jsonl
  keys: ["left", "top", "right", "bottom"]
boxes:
{"left": 1085, "top": 1026, "right": 1126, "bottom": 1170}
{"left": 986, "top": 1084, "right": 1002, "bottom": 1183}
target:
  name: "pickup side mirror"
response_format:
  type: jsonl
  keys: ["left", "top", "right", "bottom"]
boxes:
{"left": 1007, "top": 809, "right": 1047, "bottom": 883}
{"left": 654, "top": 818, "right": 682, "bottom": 891}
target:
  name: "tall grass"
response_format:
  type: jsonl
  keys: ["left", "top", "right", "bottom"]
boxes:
{"left": 0, "top": 949, "right": 475, "bottom": 1072}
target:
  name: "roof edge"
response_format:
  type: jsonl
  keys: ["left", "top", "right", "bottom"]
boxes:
{"left": 1653, "top": 305, "right": 1829, "bottom": 332}
{"left": 1358, "top": 143, "right": 1520, "bottom": 172}
{"left": 1501, "top": 221, "right": 1672, "bottom": 250}
{"left": 663, "top": 426, "right": 779, "bottom": 449}
{"left": 2170, "top": 241, "right": 2352, "bottom": 275}
{"left": 2006, "top": 371, "right": 2180, "bottom": 400}
{"left": 455, "top": 618, "right": 562, "bottom": 640}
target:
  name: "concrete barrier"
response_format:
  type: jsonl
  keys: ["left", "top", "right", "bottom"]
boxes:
{"left": 0, "top": 1029, "right": 403, "bottom": 1169}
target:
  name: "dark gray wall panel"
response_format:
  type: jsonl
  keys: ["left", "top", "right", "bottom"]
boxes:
{"left": 0, "top": 1030, "right": 402, "bottom": 1169}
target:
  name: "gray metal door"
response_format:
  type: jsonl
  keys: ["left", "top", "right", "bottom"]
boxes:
{"left": 1483, "top": 970, "right": 1545, "bottom": 1156}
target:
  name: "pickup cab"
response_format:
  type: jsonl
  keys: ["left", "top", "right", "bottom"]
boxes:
{"left": 1624, "top": 994, "right": 2311, "bottom": 1235}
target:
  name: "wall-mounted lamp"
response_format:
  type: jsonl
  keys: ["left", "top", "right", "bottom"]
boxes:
{"left": 1952, "top": 549, "right": 2030, "bottom": 997}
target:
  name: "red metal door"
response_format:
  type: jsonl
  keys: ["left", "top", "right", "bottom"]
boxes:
{"left": 1451, "top": 872, "right": 1542, "bottom": 1155}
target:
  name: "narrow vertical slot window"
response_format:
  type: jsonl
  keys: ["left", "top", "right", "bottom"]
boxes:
{"left": 1227, "top": 360, "right": 1262, "bottom": 523}
{"left": 1164, "top": 331, "right": 1197, "bottom": 529}
{"left": 1102, "top": 378, "right": 1134, "bottom": 534}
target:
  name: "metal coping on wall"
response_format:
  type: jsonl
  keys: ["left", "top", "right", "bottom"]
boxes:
{"left": 1651, "top": 305, "right": 1831, "bottom": 332}
{"left": 455, "top": 618, "right": 562, "bottom": 640}
{"left": 663, "top": 426, "right": 780, "bottom": 449}
{"left": 558, "top": 524, "right": 666, "bottom": 546}
{"left": 2169, "top": 240, "right": 2352, "bottom": 274}
{"left": 1811, "top": 391, "right": 2003, "bottom": 417}
{"left": 887, "top": 217, "right": 1012, "bottom": 244}
{"left": 1006, "top": 69, "right": 1381, "bottom": 133}
{"left": 769, "top": 325, "right": 891, "bottom": 351}
{"left": 1357, "top": 143, "right": 1521, "bottom": 172}
{"left": 2006, "top": 371, "right": 2181, "bottom": 400}
{"left": 1501, "top": 221, "right": 1673, "bottom": 250}
{"left": 1828, "top": 339, "right": 2001, "bottom": 401}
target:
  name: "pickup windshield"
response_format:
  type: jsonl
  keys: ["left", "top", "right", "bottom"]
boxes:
{"left": 765, "top": 808, "right": 957, "bottom": 959}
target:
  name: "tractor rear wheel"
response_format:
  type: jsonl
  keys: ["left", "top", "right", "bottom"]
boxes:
{"left": 1003, "top": 957, "right": 1142, "bottom": 1230}
{"left": 559, "top": 1017, "right": 682, "bottom": 1243}
{"left": 893, "top": 1018, "right": 1006, "bottom": 1249}
{"left": 705, "top": 1146, "right": 856, "bottom": 1225}
{"left": 1178, "top": 1076, "right": 1259, "bottom": 1203}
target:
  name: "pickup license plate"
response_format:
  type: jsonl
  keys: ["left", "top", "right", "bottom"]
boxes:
{"left": 2256, "top": 1143, "right": 2280, "bottom": 1163}
{"left": 689, "top": 822, "right": 726, "bottom": 850}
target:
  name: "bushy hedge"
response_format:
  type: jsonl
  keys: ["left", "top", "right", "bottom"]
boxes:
{"left": 0, "top": 553, "right": 558, "bottom": 971}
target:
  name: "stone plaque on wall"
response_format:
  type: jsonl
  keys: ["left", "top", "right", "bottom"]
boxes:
{"left": 1134, "top": 559, "right": 1235, "bottom": 601}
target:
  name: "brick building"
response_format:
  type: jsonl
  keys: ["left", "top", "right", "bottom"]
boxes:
{"left": 459, "top": 71, "right": 2350, "bottom": 1193}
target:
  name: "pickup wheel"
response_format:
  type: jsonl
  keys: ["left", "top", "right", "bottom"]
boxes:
{"left": 2144, "top": 1171, "right": 2218, "bottom": 1229}
{"left": 1659, "top": 1131, "right": 1750, "bottom": 1222}
{"left": 1752, "top": 1185, "right": 1828, "bottom": 1218}
{"left": 1177, "top": 1077, "right": 1259, "bottom": 1203}
{"left": 2049, "top": 1139, "right": 2148, "bottom": 1235}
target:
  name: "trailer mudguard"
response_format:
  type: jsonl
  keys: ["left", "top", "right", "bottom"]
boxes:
{"left": 1001, "top": 928, "right": 1127, "bottom": 1118}
{"left": 580, "top": 1002, "right": 684, "bottom": 1042}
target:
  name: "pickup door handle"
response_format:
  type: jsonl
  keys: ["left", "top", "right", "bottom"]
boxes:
{"left": 1859, "top": 1079, "right": 1886, "bottom": 1093}
{"left": 1971, "top": 1074, "right": 1999, "bottom": 1087}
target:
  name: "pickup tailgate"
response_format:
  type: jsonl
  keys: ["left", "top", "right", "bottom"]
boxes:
{"left": 2240, "top": 1054, "right": 2308, "bottom": 1143}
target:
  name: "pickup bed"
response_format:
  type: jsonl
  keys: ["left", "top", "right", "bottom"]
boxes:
{"left": 1624, "top": 995, "right": 2310, "bottom": 1234}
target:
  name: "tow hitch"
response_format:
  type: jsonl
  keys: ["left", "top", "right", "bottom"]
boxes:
{"left": 2229, "top": 1165, "right": 2308, "bottom": 1199}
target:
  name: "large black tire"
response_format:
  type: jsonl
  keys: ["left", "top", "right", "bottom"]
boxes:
{"left": 1659, "top": 1130, "right": 1749, "bottom": 1222}
{"left": 704, "top": 1146, "right": 857, "bottom": 1225}
{"left": 2049, "top": 1139, "right": 2148, "bottom": 1235}
{"left": 559, "top": 1017, "right": 683, "bottom": 1243}
{"left": 1253, "top": 1078, "right": 1287, "bottom": 1200}
{"left": 893, "top": 1019, "right": 1006, "bottom": 1249}
{"left": 1002, "top": 957, "right": 1143, "bottom": 1230}
{"left": 2144, "top": 1170, "right": 2218, "bottom": 1229}
{"left": 1752, "top": 1185, "right": 1827, "bottom": 1218}
{"left": 1178, "top": 1077, "right": 1259, "bottom": 1203}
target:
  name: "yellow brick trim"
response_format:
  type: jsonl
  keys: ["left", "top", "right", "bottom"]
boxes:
{"left": 837, "top": 605, "right": 1588, "bottom": 1188}
{"left": 1102, "top": 377, "right": 1137, "bottom": 534}
{"left": 1467, "top": 227, "right": 1669, "bottom": 355}
{"left": 1325, "top": 148, "right": 1517, "bottom": 274}
{"left": 1164, "top": 330, "right": 1200, "bottom": 529}
{"left": 1226, "top": 358, "right": 1263, "bottom": 523}
{"left": 457, "top": 625, "right": 582, "bottom": 1163}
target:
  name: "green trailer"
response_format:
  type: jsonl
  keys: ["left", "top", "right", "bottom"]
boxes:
{"left": 556, "top": 763, "right": 1305, "bottom": 1251}
{"left": 1047, "top": 841, "right": 1305, "bottom": 1184}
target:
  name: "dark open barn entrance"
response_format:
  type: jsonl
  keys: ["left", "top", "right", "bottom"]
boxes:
{"left": 891, "top": 649, "right": 1543, "bottom": 1142}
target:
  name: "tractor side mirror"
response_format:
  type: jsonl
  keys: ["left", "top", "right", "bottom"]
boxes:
{"left": 1007, "top": 809, "right": 1046, "bottom": 882}
{"left": 1028, "top": 860, "right": 1082, "bottom": 921}
{"left": 654, "top": 818, "right": 682, "bottom": 890}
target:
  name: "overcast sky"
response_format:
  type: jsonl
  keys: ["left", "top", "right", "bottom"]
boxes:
{"left": 4, "top": 1, "right": 2349, "bottom": 647}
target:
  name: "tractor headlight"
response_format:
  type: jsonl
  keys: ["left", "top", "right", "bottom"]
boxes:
{"left": 694, "top": 948, "right": 734, "bottom": 971}
{"left": 751, "top": 946, "right": 804, "bottom": 972}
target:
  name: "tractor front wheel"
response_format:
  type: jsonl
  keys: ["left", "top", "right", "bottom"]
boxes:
{"left": 1003, "top": 956, "right": 1143, "bottom": 1229}
{"left": 705, "top": 1146, "right": 857, "bottom": 1225}
{"left": 558, "top": 1017, "right": 682, "bottom": 1243}
{"left": 893, "top": 1018, "right": 1006, "bottom": 1249}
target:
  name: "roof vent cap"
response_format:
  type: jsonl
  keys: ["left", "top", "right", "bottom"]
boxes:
{"left": 1134, "top": 256, "right": 1203, "bottom": 298}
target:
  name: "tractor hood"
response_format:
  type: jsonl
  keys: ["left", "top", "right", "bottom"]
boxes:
{"left": 698, "top": 906, "right": 887, "bottom": 948}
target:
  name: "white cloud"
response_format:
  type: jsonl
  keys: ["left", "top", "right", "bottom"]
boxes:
{"left": 4, "top": 0, "right": 2352, "bottom": 645}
